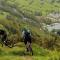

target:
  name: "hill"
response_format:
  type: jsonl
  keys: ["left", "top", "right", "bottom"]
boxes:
{"left": 0, "top": 0, "right": 60, "bottom": 60}
{"left": 0, "top": 0, "right": 60, "bottom": 48}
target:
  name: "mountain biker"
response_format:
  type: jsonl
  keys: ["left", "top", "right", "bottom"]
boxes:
{"left": 22, "top": 28, "right": 33, "bottom": 55}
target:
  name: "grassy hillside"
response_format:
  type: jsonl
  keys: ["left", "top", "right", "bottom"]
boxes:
{"left": 0, "top": 0, "right": 60, "bottom": 16}
{"left": 5, "top": 0, "right": 60, "bottom": 16}
{"left": 0, "top": 0, "right": 60, "bottom": 60}
{"left": 0, "top": 0, "right": 60, "bottom": 49}
{"left": 0, "top": 42, "right": 60, "bottom": 60}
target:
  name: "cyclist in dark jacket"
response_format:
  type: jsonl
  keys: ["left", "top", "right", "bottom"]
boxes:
{"left": 22, "top": 29, "right": 33, "bottom": 55}
{"left": 24, "top": 30, "right": 31, "bottom": 45}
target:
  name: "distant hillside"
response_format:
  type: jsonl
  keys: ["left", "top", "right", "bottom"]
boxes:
{"left": 0, "top": 0, "right": 60, "bottom": 16}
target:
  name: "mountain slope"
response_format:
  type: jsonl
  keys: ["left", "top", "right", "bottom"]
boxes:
{"left": 1, "top": 0, "right": 60, "bottom": 16}
{"left": 0, "top": 0, "right": 60, "bottom": 49}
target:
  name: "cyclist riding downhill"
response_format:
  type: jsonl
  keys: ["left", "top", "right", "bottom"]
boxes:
{"left": 22, "top": 28, "right": 33, "bottom": 55}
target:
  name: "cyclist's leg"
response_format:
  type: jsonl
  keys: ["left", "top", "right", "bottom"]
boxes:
{"left": 25, "top": 41, "right": 33, "bottom": 55}
{"left": 24, "top": 40, "right": 28, "bottom": 52}
{"left": 25, "top": 41, "right": 30, "bottom": 52}
{"left": 25, "top": 41, "right": 32, "bottom": 53}
{"left": 27, "top": 42, "right": 31, "bottom": 51}
{"left": 28, "top": 42, "right": 33, "bottom": 55}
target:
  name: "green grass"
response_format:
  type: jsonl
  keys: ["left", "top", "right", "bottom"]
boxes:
{"left": 0, "top": 42, "right": 60, "bottom": 60}
{"left": 0, "top": 0, "right": 60, "bottom": 60}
